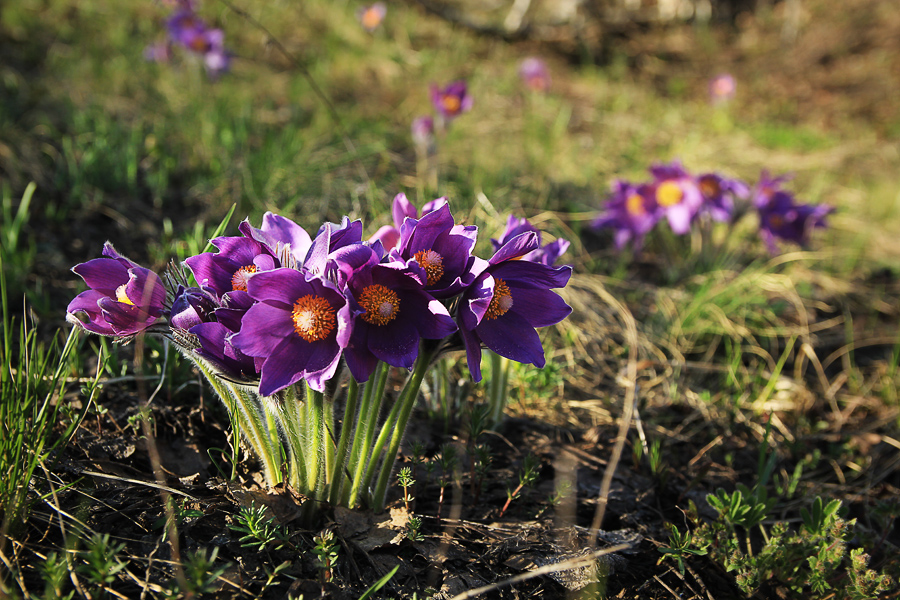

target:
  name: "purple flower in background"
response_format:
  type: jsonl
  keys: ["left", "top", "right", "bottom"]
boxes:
{"left": 519, "top": 57, "right": 551, "bottom": 92}
{"left": 648, "top": 161, "right": 703, "bottom": 235}
{"left": 592, "top": 181, "right": 660, "bottom": 249}
{"left": 358, "top": 2, "right": 387, "bottom": 32}
{"left": 144, "top": 42, "right": 172, "bottom": 63}
{"left": 431, "top": 81, "right": 472, "bottom": 122}
{"left": 184, "top": 235, "right": 279, "bottom": 300}
{"left": 411, "top": 115, "right": 435, "bottom": 152}
{"left": 337, "top": 246, "right": 456, "bottom": 382}
{"left": 166, "top": 9, "right": 230, "bottom": 76}
{"left": 231, "top": 269, "right": 349, "bottom": 395}
{"left": 491, "top": 215, "right": 569, "bottom": 266}
{"left": 709, "top": 73, "right": 736, "bottom": 105}
{"left": 67, "top": 243, "right": 166, "bottom": 337}
{"left": 753, "top": 172, "right": 833, "bottom": 253}
{"left": 395, "top": 203, "right": 478, "bottom": 298}
{"left": 697, "top": 172, "right": 749, "bottom": 222}
{"left": 458, "top": 232, "right": 572, "bottom": 382}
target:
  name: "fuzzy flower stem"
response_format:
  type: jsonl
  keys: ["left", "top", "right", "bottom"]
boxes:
{"left": 304, "top": 385, "right": 326, "bottom": 501}
{"left": 347, "top": 362, "right": 389, "bottom": 507}
{"left": 328, "top": 377, "right": 359, "bottom": 506}
{"left": 372, "top": 345, "right": 435, "bottom": 512}
{"left": 222, "top": 380, "right": 282, "bottom": 486}
{"left": 279, "top": 386, "right": 309, "bottom": 491}
{"left": 488, "top": 351, "right": 510, "bottom": 426}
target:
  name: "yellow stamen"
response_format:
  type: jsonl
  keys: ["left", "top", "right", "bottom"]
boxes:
{"left": 413, "top": 249, "right": 445, "bottom": 286}
{"left": 359, "top": 284, "right": 400, "bottom": 326}
{"left": 231, "top": 265, "right": 257, "bottom": 292}
{"left": 656, "top": 181, "right": 684, "bottom": 207}
{"left": 292, "top": 295, "right": 336, "bottom": 343}
{"left": 485, "top": 279, "right": 513, "bottom": 320}
{"left": 115, "top": 284, "right": 134, "bottom": 306}
{"left": 441, "top": 95, "right": 461, "bottom": 115}
{"left": 625, "top": 193, "right": 646, "bottom": 217}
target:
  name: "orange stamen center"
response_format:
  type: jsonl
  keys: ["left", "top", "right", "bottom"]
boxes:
{"left": 485, "top": 279, "right": 513, "bottom": 320}
{"left": 361, "top": 8, "right": 382, "bottom": 29}
{"left": 700, "top": 178, "right": 720, "bottom": 198}
{"left": 656, "top": 181, "right": 684, "bottom": 207}
{"left": 115, "top": 284, "right": 134, "bottom": 306}
{"left": 625, "top": 193, "right": 646, "bottom": 217}
{"left": 768, "top": 214, "right": 785, "bottom": 228}
{"left": 413, "top": 249, "right": 445, "bottom": 286}
{"left": 231, "top": 265, "right": 257, "bottom": 292}
{"left": 291, "top": 295, "right": 336, "bottom": 342}
{"left": 442, "top": 95, "right": 461, "bottom": 115}
{"left": 359, "top": 284, "right": 400, "bottom": 326}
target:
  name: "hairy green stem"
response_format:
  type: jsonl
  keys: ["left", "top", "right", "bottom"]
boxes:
{"left": 372, "top": 347, "right": 434, "bottom": 512}
{"left": 328, "top": 378, "right": 358, "bottom": 506}
{"left": 347, "top": 362, "right": 389, "bottom": 507}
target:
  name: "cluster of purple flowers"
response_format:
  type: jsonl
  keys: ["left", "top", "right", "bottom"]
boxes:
{"left": 144, "top": 1, "right": 230, "bottom": 77}
{"left": 591, "top": 161, "right": 833, "bottom": 254}
{"left": 67, "top": 196, "right": 572, "bottom": 397}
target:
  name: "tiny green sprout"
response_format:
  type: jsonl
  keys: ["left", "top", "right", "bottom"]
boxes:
{"left": 173, "top": 547, "right": 230, "bottom": 597}
{"left": 499, "top": 454, "right": 540, "bottom": 517}
{"left": 658, "top": 522, "right": 708, "bottom": 575}
{"left": 77, "top": 533, "right": 127, "bottom": 590}
{"left": 312, "top": 528, "right": 339, "bottom": 585}
{"left": 228, "top": 502, "right": 289, "bottom": 551}
{"left": 40, "top": 551, "right": 73, "bottom": 599}
{"left": 406, "top": 515, "right": 425, "bottom": 542}
{"left": 397, "top": 466, "right": 416, "bottom": 512}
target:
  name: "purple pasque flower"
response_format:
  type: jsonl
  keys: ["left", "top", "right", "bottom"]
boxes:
{"left": 240, "top": 213, "right": 313, "bottom": 266}
{"left": 753, "top": 173, "right": 833, "bottom": 253}
{"left": 491, "top": 215, "right": 570, "bottom": 266}
{"left": 230, "top": 268, "right": 350, "bottom": 395}
{"left": 592, "top": 180, "right": 660, "bottom": 250}
{"left": 184, "top": 235, "right": 279, "bottom": 301}
{"left": 394, "top": 203, "right": 478, "bottom": 298}
{"left": 709, "top": 73, "right": 736, "bottom": 105}
{"left": 518, "top": 57, "right": 551, "bottom": 92}
{"left": 648, "top": 161, "right": 704, "bottom": 235}
{"left": 336, "top": 246, "right": 456, "bottom": 382}
{"left": 358, "top": 2, "right": 387, "bottom": 32}
{"left": 430, "top": 81, "right": 472, "bottom": 122}
{"left": 67, "top": 243, "right": 167, "bottom": 337}
{"left": 697, "top": 172, "right": 749, "bottom": 222}
{"left": 458, "top": 232, "right": 572, "bottom": 382}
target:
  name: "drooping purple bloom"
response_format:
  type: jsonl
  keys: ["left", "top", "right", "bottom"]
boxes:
{"left": 336, "top": 246, "right": 457, "bottom": 382}
{"left": 358, "top": 2, "right": 387, "bottom": 32}
{"left": 431, "top": 81, "right": 472, "bottom": 122}
{"left": 170, "top": 285, "right": 218, "bottom": 331}
{"left": 697, "top": 172, "right": 749, "bottom": 222}
{"left": 491, "top": 215, "right": 569, "bottom": 266}
{"left": 753, "top": 172, "right": 833, "bottom": 253}
{"left": 192, "top": 321, "right": 261, "bottom": 382}
{"left": 230, "top": 269, "right": 350, "bottom": 395}
{"left": 709, "top": 73, "right": 736, "bottom": 105}
{"left": 648, "top": 161, "right": 704, "bottom": 235}
{"left": 67, "top": 243, "right": 167, "bottom": 337}
{"left": 519, "top": 57, "right": 551, "bottom": 92}
{"left": 166, "top": 9, "right": 229, "bottom": 76}
{"left": 184, "top": 235, "right": 279, "bottom": 301}
{"left": 458, "top": 232, "right": 572, "bottom": 382}
{"left": 592, "top": 180, "right": 660, "bottom": 250}
{"left": 394, "top": 203, "right": 478, "bottom": 298}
